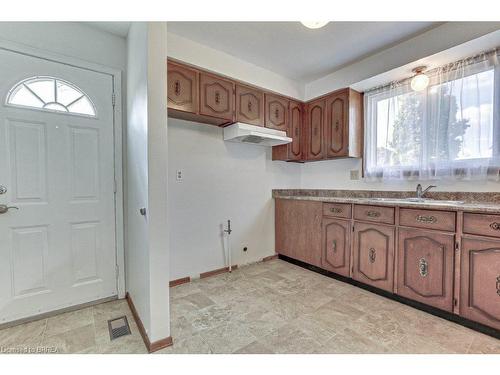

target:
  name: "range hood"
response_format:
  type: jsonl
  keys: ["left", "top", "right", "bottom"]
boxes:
{"left": 223, "top": 122, "right": 292, "bottom": 147}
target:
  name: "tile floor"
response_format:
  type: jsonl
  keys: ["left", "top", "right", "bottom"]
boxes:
{"left": 1, "top": 259, "right": 499, "bottom": 354}
{"left": 0, "top": 299, "right": 148, "bottom": 354}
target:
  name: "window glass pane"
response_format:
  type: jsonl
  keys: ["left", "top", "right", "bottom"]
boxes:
{"left": 9, "top": 85, "right": 44, "bottom": 108}
{"left": 26, "top": 79, "right": 55, "bottom": 103}
{"left": 67, "top": 96, "right": 95, "bottom": 116}
{"left": 57, "top": 81, "right": 83, "bottom": 106}
{"left": 44, "top": 102, "right": 68, "bottom": 112}
{"left": 365, "top": 61, "right": 497, "bottom": 180}
{"left": 6, "top": 77, "right": 96, "bottom": 117}
{"left": 375, "top": 91, "right": 423, "bottom": 168}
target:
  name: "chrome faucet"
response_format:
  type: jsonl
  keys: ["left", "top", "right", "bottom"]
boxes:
{"left": 416, "top": 184, "right": 436, "bottom": 200}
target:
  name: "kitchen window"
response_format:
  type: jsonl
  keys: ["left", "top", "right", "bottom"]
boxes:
{"left": 364, "top": 49, "right": 500, "bottom": 181}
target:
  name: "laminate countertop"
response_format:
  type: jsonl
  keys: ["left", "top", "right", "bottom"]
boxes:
{"left": 272, "top": 189, "right": 500, "bottom": 214}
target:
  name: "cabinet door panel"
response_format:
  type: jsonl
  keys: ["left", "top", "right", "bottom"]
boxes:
{"left": 167, "top": 62, "right": 198, "bottom": 113}
{"left": 306, "top": 100, "right": 325, "bottom": 160}
{"left": 199, "top": 73, "right": 234, "bottom": 121}
{"left": 235, "top": 84, "right": 263, "bottom": 126}
{"left": 397, "top": 228, "right": 455, "bottom": 312}
{"left": 325, "top": 91, "right": 348, "bottom": 157}
{"left": 460, "top": 238, "right": 500, "bottom": 330}
{"left": 353, "top": 222, "right": 395, "bottom": 292}
{"left": 265, "top": 94, "right": 288, "bottom": 131}
{"left": 322, "top": 218, "right": 351, "bottom": 277}
{"left": 275, "top": 199, "right": 322, "bottom": 267}
{"left": 272, "top": 100, "right": 302, "bottom": 161}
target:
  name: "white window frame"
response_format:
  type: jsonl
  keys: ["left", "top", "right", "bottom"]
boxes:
{"left": 364, "top": 62, "right": 500, "bottom": 179}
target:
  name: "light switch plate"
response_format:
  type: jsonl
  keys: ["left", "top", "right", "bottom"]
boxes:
{"left": 350, "top": 170, "right": 360, "bottom": 180}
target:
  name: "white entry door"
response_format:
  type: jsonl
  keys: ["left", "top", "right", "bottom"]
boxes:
{"left": 0, "top": 48, "right": 117, "bottom": 324}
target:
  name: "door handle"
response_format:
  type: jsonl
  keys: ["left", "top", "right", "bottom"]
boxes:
{"left": 0, "top": 204, "right": 19, "bottom": 214}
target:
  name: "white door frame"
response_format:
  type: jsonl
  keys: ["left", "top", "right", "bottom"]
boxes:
{"left": 0, "top": 38, "right": 126, "bottom": 299}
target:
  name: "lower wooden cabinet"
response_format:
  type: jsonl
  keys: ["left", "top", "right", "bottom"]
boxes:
{"left": 275, "top": 199, "right": 322, "bottom": 267}
{"left": 397, "top": 228, "right": 455, "bottom": 312}
{"left": 322, "top": 218, "right": 351, "bottom": 277}
{"left": 460, "top": 237, "right": 500, "bottom": 330}
{"left": 275, "top": 200, "right": 500, "bottom": 332}
{"left": 352, "top": 222, "right": 395, "bottom": 293}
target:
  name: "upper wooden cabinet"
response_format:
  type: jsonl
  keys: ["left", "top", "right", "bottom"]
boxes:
{"left": 265, "top": 94, "right": 288, "bottom": 131}
{"left": 167, "top": 62, "right": 199, "bottom": 114}
{"left": 166, "top": 60, "right": 364, "bottom": 161}
{"left": 325, "top": 90, "right": 349, "bottom": 157}
{"left": 305, "top": 99, "right": 325, "bottom": 161}
{"left": 199, "top": 72, "right": 234, "bottom": 123}
{"left": 272, "top": 100, "right": 303, "bottom": 162}
{"left": 303, "top": 89, "right": 363, "bottom": 161}
{"left": 235, "top": 84, "right": 264, "bottom": 126}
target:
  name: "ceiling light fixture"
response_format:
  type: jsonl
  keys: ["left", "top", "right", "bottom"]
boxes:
{"left": 410, "top": 66, "right": 430, "bottom": 92}
{"left": 300, "top": 21, "right": 329, "bottom": 29}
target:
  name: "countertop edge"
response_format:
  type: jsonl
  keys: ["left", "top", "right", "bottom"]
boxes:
{"left": 273, "top": 195, "right": 500, "bottom": 214}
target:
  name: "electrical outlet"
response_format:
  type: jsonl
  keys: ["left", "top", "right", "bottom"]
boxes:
{"left": 176, "top": 170, "right": 183, "bottom": 182}
{"left": 350, "top": 169, "right": 360, "bottom": 180}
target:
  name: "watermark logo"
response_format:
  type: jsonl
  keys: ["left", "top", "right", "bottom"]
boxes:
{"left": 0, "top": 345, "right": 58, "bottom": 354}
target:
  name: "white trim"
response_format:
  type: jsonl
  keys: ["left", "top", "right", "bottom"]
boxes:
{"left": 0, "top": 38, "right": 126, "bottom": 300}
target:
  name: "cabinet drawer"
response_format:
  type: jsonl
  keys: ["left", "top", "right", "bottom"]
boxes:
{"left": 323, "top": 203, "right": 351, "bottom": 219}
{"left": 354, "top": 205, "right": 394, "bottom": 224}
{"left": 399, "top": 208, "right": 456, "bottom": 232}
{"left": 463, "top": 213, "right": 500, "bottom": 239}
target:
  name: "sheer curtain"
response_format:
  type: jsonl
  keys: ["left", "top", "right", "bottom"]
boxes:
{"left": 364, "top": 49, "right": 500, "bottom": 181}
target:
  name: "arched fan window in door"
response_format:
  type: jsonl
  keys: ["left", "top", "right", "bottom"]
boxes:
{"left": 6, "top": 76, "right": 96, "bottom": 117}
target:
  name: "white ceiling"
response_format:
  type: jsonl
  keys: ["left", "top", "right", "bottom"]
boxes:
{"left": 167, "top": 22, "right": 441, "bottom": 82}
{"left": 85, "top": 22, "right": 131, "bottom": 37}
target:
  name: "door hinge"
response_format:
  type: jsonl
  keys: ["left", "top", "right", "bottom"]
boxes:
{"left": 455, "top": 242, "right": 460, "bottom": 252}
{"left": 112, "top": 93, "right": 116, "bottom": 107}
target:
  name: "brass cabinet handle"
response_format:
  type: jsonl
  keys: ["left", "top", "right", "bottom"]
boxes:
{"left": 274, "top": 108, "right": 280, "bottom": 119}
{"left": 369, "top": 248, "right": 376, "bottom": 263}
{"left": 247, "top": 101, "right": 253, "bottom": 112}
{"left": 295, "top": 127, "right": 299, "bottom": 137}
{"left": 490, "top": 222, "right": 500, "bottom": 231}
{"left": 416, "top": 215, "right": 437, "bottom": 224}
{"left": 419, "top": 258, "right": 428, "bottom": 277}
{"left": 329, "top": 207, "right": 343, "bottom": 214}
{"left": 366, "top": 210, "right": 380, "bottom": 218}
{"left": 332, "top": 240, "right": 337, "bottom": 253}
{"left": 174, "top": 80, "right": 181, "bottom": 96}
{"left": 496, "top": 276, "right": 500, "bottom": 296}
{"left": 215, "top": 91, "right": 221, "bottom": 104}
